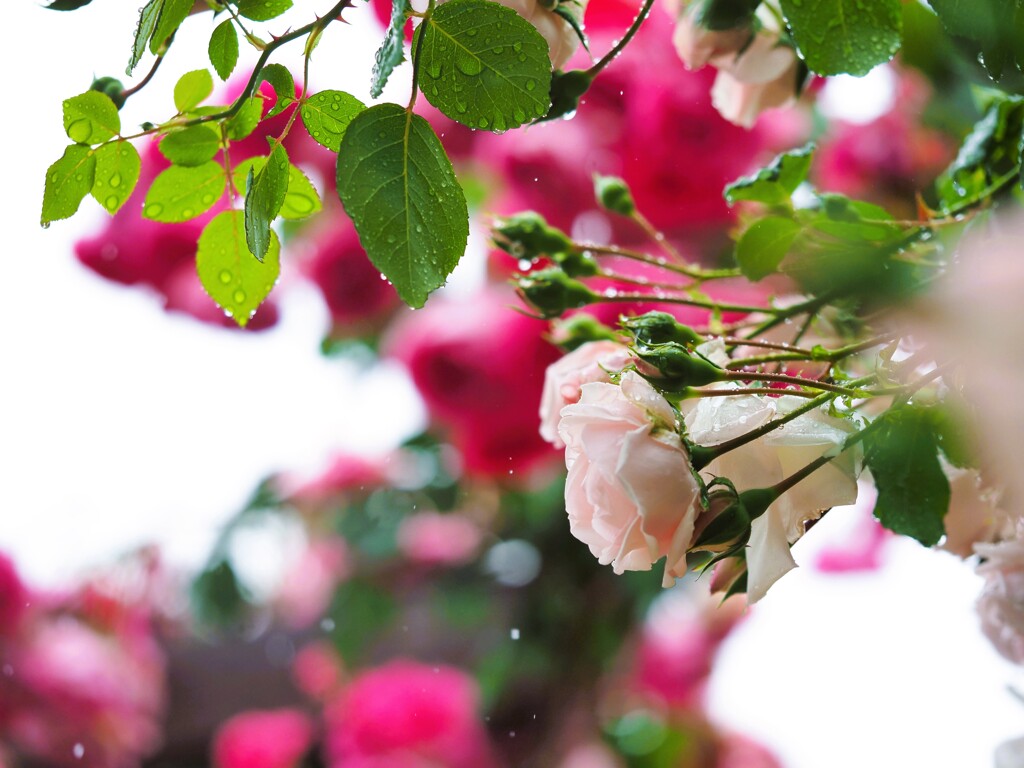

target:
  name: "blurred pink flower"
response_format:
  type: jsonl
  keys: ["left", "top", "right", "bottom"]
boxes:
{"left": 301, "top": 221, "right": 400, "bottom": 331}
{"left": 282, "top": 454, "right": 386, "bottom": 508}
{"left": 397, "top": 512, "right": 483, "bottom": 566}
{"left": 815, "top": 489, "right": 890, "bottom": 574}
{"left": 670, "top": 2, "right": 751, "bottom": 70}
{"left": 323, "top": 660, "right": 497, "bottom": 768}
{"left": 560, "top": 371, "right": 699, "bottom": 587}
{"left": 275, "top": 538, "right": 351, "bottom": 629}
{"left": 385, "top": 290, "right": 560, "bottom": 477}
{"left": 212, "top": 708, "right": 315, "bottom": 768}
{"left": 716, "top": 732, "right": 784, "bottom": 768}
{"left": 710, "top": 33, "right": 799, "bottom": 129}
{"left": 0, "top": 554, "right": 29, "bottom": 636}
{"left": 292, "top": 642, "right": 345, "bottom": 702}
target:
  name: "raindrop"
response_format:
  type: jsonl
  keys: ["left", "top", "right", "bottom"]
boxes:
{"left": 455, "top": 53, "right": 483, "bottom": 76}
{"left": 144, "top": 203, "right": 164, "bottom": 218}
{"left": 105, "top": 196, "right": 119, "bottom": 210}
{"left": 219, "top": 270, "right": 232, "bottom": 284}
{"left": 66, "top": 119, "right": 91, "bottom": 144}
{"left": 511, "top": 627, "right": 520, "bottom": 640}
{"left": 525, "top": 79, "right": 536, "bottom": 91}
{"left": 321, "top": 617, "right": 336, "bottom": 632}
{"left": 73, "top": 744, "right": 84, "bottom": 760}
{"left": 233, "top": 290, "right": 247, "bottom": 303}
{"left": 109, "top": 172, "right": 122, "bottom": 188}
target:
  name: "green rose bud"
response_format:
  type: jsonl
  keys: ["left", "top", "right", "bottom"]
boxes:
{"left": 516, "top": 267, "right": 596, "bottom": 318}
{"left": 593, "top": 174, "right": 636, "bottom": 216}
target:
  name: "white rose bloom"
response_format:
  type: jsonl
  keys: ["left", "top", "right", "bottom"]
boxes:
{"left": 686, "top": 389, "right": 859, "bottom": 602}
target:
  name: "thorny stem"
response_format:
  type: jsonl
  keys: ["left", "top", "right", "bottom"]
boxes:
{"left": 576, "top": 242, "right": 741, "bottom": 281}
{"left": 587, "top": 0, "right": 656, "bottom": 77}
{"left": 722, "top": 370, "right": 869, "bottom": 396}
{"left": 121, "top": 54, "right": 165, "bottom": 103}
{"left": 631, "top": 209, "right": 685, "bottom": 264}
{"left": 725, "top": 335, "right": 895, "bottom": 370}
{"left": 600, "top": 292, "right": 781, "bottom": 316}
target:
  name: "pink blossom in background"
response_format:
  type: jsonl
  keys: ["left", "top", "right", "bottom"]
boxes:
{"left": 715, "top": 733, "right": 784, "bottom": 768}
{"left": 292, "top": 642, "right": 345, "bottom": 702}
{"left": 397, "top": 512, "right": 483, "bottom": 566}
{"left": 300, "top": 221, "right": 401, "bottom": 332}
{"left": 323, "top": 660, "right": 498, "bottom": 768}
{"left": 274, "top": 538, "right": 351, "bottom": 629}
{"left": 815, "top": 489, "right": 890, "bottom": 574}
{"left": 161, "top": 260, "right": 280, "bottom": 330}
{"left": 212, "top": 708, "right": 314, "bottom": 768}
{"left": 0, "top": 553, "right": 28, "bottom": 635}
{"left": 281, "top": 453, "right": 386, "bottom": 508}
{"left": 385, "top": 290, "right": 560, "bottom": 477}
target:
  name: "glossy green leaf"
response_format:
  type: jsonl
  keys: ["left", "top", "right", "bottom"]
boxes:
{"left": 337, "top": 103, "right": 469, "bottom": 308}
{"left": 41, "top": 144, "right": 97, "bottom": 225}
{"left": 735, "top": 216, "right": 800, "bottom": 281}
{"left": 371, "top": 0, "right": 410, "bottom": 98}
{"left": 174, "top": 69, "right": 214, "bottom": 113}
{"left": 258, "top": 64, "right": 295, "bottom": 118}
{"left": 144, "top": 161, "right": 226, "bottom": 222}
{"left": 724, "top": 143, "right": 813, "bottom": 206}
{"left": 300, "top": 90, "right": 366, "bottom": 152}
{"left": 159, "top": 125, "right": 222, "bottom": 166}
{"left": 280, "top": 165, "right": 322, "bottom": 219}
{"left": 128, "top": 0, "right": 161, "bottom": 74}
{"left": 197, "top": 210, "right": 280, "bottom": 327}
{"left": 209, "top": 20, "right": 240, "bottom": 80}
{"left": 780, "top": 0, "right": 901, "bottom": 77}
{"left": 91, "top": 141, "right": 141, "bottom": 214}
{"left": 417, "top": 0, "right": 551, "bottom": 131}
{"left": 864, "top": 405, "right": 950, "bottom": 546}
{"left": 46, "top": 0, "right": 93, "bottom": 9}
{"left": 244, "top": 143, "right": 290, "bottom": 262}
{"left": 150, "top": 0, "right": 193, "bottom": 54}
{"left": 236, "top": 0, "right": 293, "bottom": 21}
{"left": 226, "top": 97, "right": 264, "bottom": 140}
{"left": 62, "top": 91, "right": 120, "bottom": 144}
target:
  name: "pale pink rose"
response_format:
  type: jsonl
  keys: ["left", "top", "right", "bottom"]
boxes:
{"left": 716, "top": 733, "right": 784, "bottom": 768}
{"left": 212, "top": 708, "right": 315, "bottom": 768}
{"left": 274, "top": 538, "right": 351, "bottom": 629}
{"left": 397, "top": 512, "right": 482, "bottom": 566}
{"left": 323, "top": 660, "right": 497, "bottom": 768}
{"left": 686, "top": 390, "right": 859, "bottom": 602}
{"left": 976, "top": 526, "right": 1024, "bottom": 664}
{"left": 710, "top": 33, "right": 799, "bottom": 129}
{"left": 559, "top": 370, "right": 700, "bottom": 587}
{"left": 670, "top": 4, "right": 751, "bottom": 70}
{"left": 495, "top": 0, "right": 587, "bottom": 69}
{"left": 941, "top": 466, "right": 1013, "bottom": 559}
{"left": 292, "top": 642, "right": 345, "bottom": 701}
{"left": 540, "top": 340, "right": 633, "bottom": 448}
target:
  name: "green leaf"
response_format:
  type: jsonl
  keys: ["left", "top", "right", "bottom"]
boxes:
{"left": 91, "top": 141, "right": 141, "bottom": 214}
{"left": 926, "top": 405, "right": 975, "bottom": 469}
{"left": 128, "top": 0, "right": 161, "bottom": 74}
{"left": 41, "top": 144, "right": 96, "bottom": 225}
{"left": 299, "top": 90, "right": 366, "bottom": 152}
{"left": 734, "top": 216, "right": 800, "bottom": 281}
{"left": 46, "top": 0, "right": 93, "bottom": 9}
{"left": 244, "top": 143, "right": 290, "bottom": 262}
{"left": 337, "top": 103, "right": 469, "bottom": 308}
{"left": 864, "top": 405, "right": 950, "bottom": 546}
{"left": 257, "top": 64, "right": 295, "bottom": 118}
{"left": 150, "top": 0, "right": 193, "bottom": 54}
{"left": 197, "top": 210, "right": 281, "bottom": 327}
{"left": 236, "top": 0, "right": 292, "bottom": 21}
{"left": 159, "top": 125, "right": 222, "bottom": 166}
{"left": 281, "top": 164, "right": 322, "bottom": 220}
{"left": 62, "top": 91, "right": 120, "bottom": 144}
{"left": 174, "top": 69, "right": 214, "bottom": 113}
{"left": 417, "top": 0, "right": 551, "bottom": 130}
{"left": 780, "top": 0, "right": 901, "bottom": 77}
{"left": 225, "top": 97, "right": 264, "bottom": 140}
{"left": 144, "top": 161, "right": 226, "bottom": 222}
{"left": 694, "top": 0, "right": 760, "bottom": 30}
{"left": 724, "top": 143, "right": 813, "bottom": 206}
{"left": 209, "top": 20, "right": 240, "bottom": 80}
{"left": 371, "top": 0, "right": 410, "bottom": 99}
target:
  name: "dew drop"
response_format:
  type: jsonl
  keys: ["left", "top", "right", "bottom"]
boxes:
{"left": 73, "top": 744, "right": 84, "bottom": 760}
{"left": 67, "top": 119, "right": 91, "bottom": 144}
{"left": 479, "top": 117, "right": 489, "bottom": 128}
{"left": 181, "top": 208, "right": 194, "bottom": 218}
{"left": 144, "top": 203, "right": 164, "bottom": 218}
{"left": 513, "top": 41, "right": 522, "bottom": 52}
{"left": 494, "top": 46, "right": 504, "bottom": 55}
{"left": 525, "top": 79, "right": 536, "bottom": 91}
{"left": 109, "top": 172, "right": 122, "bottom": 188}
{"left": 285, "top": 193, "right": 314, "bottom": 214}
{"left": 105, "top": 195, "right": 119, "bottom": 211}
{"left": 219, "top": 270, "right": 232, "bottom": 284}
{"left": 455, "top": 53, "right": 483, "bottom": 76}
{"left": 427, "top": 61, "right": 443, "bottom": 79}
{"left": 233, "top": 290, "right": 247, "bottom": 303}
{"left": 513, "top": 107, "right": 526, "bottom": 123}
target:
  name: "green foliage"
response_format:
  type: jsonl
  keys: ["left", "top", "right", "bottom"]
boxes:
{"left": 371, "top": 0, "right": 410, "bottom": 99}
{"left": 724, "top": 143, "right": 813, "bottom": 206}
{"left": 128, "top": 0, "right": 161, "bottom": 74}
{"left": 196, "top": 210, "right": 281, "bottom": 327}
{"left": 693, "top": 0, "right": 759, "bottom": 30}
{"left": 516, "top": 267, "right": 596, "bottom": 318}
{"left": 621, "top": 311, "right": 703, "bottom": 347}
{"left": 864, "top": 405, "right": 951, "bottom": 546}
{"left": 41, "top": 144, "right": 96, "bottom": 225}
{"left": 492, "top": 211, "right": 573, "bottom": 258}
{"left": 62, "top": 91, "right": 120, "bottom": 144}
{"left": 928, "top": 0, "right": 1024, "bottom": 79}
{"left": 258, "top": 64, "right": 296, "bottom": 118}
{"left": 174, "top": 69, "right": 214, "bottom": 113}
{"left": 542, "top": 69, "right": 592, "bottom": 122}
{"left": 244, "top": 143, "right": 290, "bottom": 262}
{"left": 734, "top": 216, "right": 800, "bottom": 281}
{"left": 209, "top": 20, "right": 240, "bottom": 81}
{"left": 781, "top": 0, "right": 901, "bottom": 77}
{"left": 326, "top": 580, "right": 397, "bottom": 663}
{"left": 225, "top": 97, "right": 264, "bottom": 140}
{"left": 91, "top": 141, "right": 141, "bottom": 214}
{"left": 45, "top": 0, "right": 93, "bottom": 9}
{"left": 417, "top": 0, "right": 552, "bottom": 131}
{"left": 236, "top": 0, "right": 293, "bottom": 21}
{"left": 190, "top": 560, "right": 249, "bottom": 628}
{"left": 336, "top": 103, "right": 469, "bottom": 308}
{"left": 280, "top": 164, "right": 323, "bottom": 220}
{"left": 300, "top": 90, "right": 366, "bottom": 152}
{"left": 159, "top": 125, "right": 222, "bottom": 167}
{"left": 150, "top": 0, "right": 193, "bottom": 54}
{"left": 144, "top": 161, "right": 226, "bottom": 222}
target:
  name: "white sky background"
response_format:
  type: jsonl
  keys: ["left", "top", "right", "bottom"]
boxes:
{"left": 2, "top": 2, "right": 1024, "bottom": 766}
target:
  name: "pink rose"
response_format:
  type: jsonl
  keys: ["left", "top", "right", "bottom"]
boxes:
{"left": 302, "top": 221, "right": 401, "bottom": 332}
{"left": 385, "top": 290, "right": 560, "bottom": 476}
{"left": 715, "top": 733, "right": 784, "bottom": 768}
{"left": 940, "top": 466, "right": 1012, "bottom": 559}
{"left": 212, "top": 709, "right": 314, "bottom": 768}
{"left": 292, "top": 642, "right": 344, "bottom": 702}
{"left": 323, "top": 660, "right": 497, "bottom": 768}
{"left": 282, "top": 453, "right": 386, "bottom": 508}
{"left": 814, "top": 490, "right": 890, "bottom": 573}
{"left": 493, "top": 0, "right": 587, "bottom": 69}
{"left": 670, "top": 3, "right": 751, "bottom": 70}
{"left": 397, "top": 512, "right": 482, "bottom": 566}
{"left": 559, "top": 370, "right": 700, "bottom": 586}
{"left": 274, "top": 538, "right": 351, "bottom": 630}
{"left": 976, "top": 527, "right": 1024, "bottom": 664}
{"left": 540, "top": 340, "right": 633, "bottom": 448}
{"left": 710, "top": 33, "right": 799, "bottom": 129}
